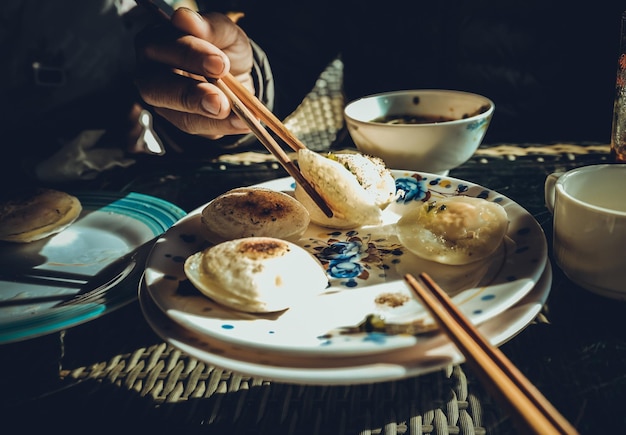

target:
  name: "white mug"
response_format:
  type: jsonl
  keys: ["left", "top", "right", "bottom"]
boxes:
{"left": 545, "top": 164, "right": 626, "bottom": 299}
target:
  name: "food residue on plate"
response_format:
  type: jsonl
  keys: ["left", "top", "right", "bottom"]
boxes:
{"left": 375, "top": 291, "right": 410, "bottom": 308}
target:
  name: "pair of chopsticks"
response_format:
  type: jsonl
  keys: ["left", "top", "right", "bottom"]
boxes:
{"left": 136, "top": 0, "right": 333, "bottom": 218}
{"left": 404, "top": 273, "right": 579, "bottom": 435}
{"left": 214, "top": 76, "right": 332, "bottom": 218}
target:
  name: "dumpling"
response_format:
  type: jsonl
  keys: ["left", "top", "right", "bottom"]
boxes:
{"left": 294, "top": 149, "right": 396, "bottom": 228}
{"left": 396, "top": 196, "right": 508, "bottom": 265}
{"left": 184, "top": 237, "right": 328, "bottom": 313}
{"left": 200, "top": 187, "right": 310, "bottom": 243}
{"left": 0, "top": 188, "right": 82, "bottom": 243}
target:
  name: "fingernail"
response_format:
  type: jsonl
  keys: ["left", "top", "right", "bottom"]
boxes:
{"left": 203, "top": 54, "right": 226, "bottom": 76}
{"left": 181, "top": 7, "right": 204, "bottom": 22}
{"left": 201, "top": 93, "right": 223, "bottom": 115}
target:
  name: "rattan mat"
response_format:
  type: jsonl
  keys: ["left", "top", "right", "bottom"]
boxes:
{"left": 58, "top": 342, "right": 500, "bottom": 434}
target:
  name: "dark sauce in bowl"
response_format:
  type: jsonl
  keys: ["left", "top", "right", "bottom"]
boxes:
{"left": 372, "top": 105, "right": 491, "bottom": 125}
{"left": 372, "top": 114, "right": 456, "bottom": 124}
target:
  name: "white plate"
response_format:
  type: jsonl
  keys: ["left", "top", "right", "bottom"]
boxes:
{"left": 145, "top": 171, "right": 547, "bottom": 357}
{"left": 0, "top": 192, "right": 186, "bottom": 344}
{"left": 140, "top": 262, "right": 552, "bottom": 385}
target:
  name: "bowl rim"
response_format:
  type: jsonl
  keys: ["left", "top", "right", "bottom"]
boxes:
{"left": 343, "top": 89, "right": 495, "bottom": 127}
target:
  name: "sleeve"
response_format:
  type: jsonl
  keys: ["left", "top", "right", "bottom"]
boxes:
{"left": 250, "top": 39, "right": 275, "bottom": 113}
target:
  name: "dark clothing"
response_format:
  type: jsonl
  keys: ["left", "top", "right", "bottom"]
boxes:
{"left": 0, "top": 1, "right": 150, "bottom": 180}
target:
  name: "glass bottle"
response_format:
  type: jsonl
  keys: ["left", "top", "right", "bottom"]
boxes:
{"left": 610, "top": 11, "right": 626, "bottom": 162}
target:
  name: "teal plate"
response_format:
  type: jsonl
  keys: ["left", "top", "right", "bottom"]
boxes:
{"left": 0, "top": 192, "right": 186, "bottom": 344}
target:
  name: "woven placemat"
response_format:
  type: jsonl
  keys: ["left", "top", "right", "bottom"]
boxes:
{"left": 56, "top": 342, "right": 504, "bottom": 434}
{"left": 475, "top": 142, "right": 610, "bottom": 157}
{"left": 214, "top": 143, "right": 611, "bottom": 168}
{"left": 282, "top": 57, "right": 346, "bottom": 152}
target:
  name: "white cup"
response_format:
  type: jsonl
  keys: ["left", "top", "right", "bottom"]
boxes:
{"left": 545, "top": 164, "right": 626, "bottom": 299}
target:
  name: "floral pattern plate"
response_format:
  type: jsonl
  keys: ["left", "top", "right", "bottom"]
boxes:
{"left": 144, "top": 171, "right": 547, "bottom": 357}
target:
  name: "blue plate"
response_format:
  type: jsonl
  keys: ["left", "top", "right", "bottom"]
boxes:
{"left": 0, "top": 191, "right": 186, "bottom": 344}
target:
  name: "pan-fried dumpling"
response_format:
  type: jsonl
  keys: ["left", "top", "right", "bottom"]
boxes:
{"left": 201, "top": 187, "right": 309, "bottom": 243}
{"left": 184, "top": 237, "right": 328, "bottom": 313}
{"left": 0, "top": 188, "right": 82, "bottom": 243}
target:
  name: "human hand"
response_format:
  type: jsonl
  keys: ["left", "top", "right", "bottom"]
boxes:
{"left": 135, "top": 7, "right": 253, "bottom": 140}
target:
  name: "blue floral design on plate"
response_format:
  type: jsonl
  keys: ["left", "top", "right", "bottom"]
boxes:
{"left": 304, "top": 228, "right": 404, "bottom": 289}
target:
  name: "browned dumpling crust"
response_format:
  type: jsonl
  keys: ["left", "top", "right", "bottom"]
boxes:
{"left": 184, "top": 237, "right": 328, "bottom": 313}
{"left": 0, "top": 188, "right": 82, "bottom": 243}
{"left": 201, "top": 187, "right": 310, "bottom": 243}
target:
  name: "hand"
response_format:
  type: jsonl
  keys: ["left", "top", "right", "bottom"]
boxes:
{"left": 135, "top": 8, "right": 253, "bottom": 140}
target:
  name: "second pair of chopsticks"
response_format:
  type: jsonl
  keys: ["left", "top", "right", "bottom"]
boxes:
{"left": 404, "top": 273, "right": 579, "bottom": 435}
{"left": 136, "top": 0, "right": 333, "bottom": 217}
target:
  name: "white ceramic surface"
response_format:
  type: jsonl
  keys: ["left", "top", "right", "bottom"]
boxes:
{"left": 0, "top": 192, "right": 186, "bottom": 344}
{"left": 344, "top": 90, "right": 494, "bottom": 174}
{"left": 139, "top": 262, "right": 552, "bottom": 385}
{"left": 144, "top": 170, "right": 547, "bottom": 357}
{"left": 545, "top": 164, "right": 626, "bottom": 299}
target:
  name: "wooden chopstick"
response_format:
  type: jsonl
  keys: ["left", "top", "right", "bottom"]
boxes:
{"left": 214, "top": 79, "right": 333, "bottom": 217}
{"left": 220, "top": 73, "right": 306, "bottom": 152}
{"left": 404, "top": 273, "right": 579, "bottom": 435}
{"left": 136, "top": 0, "right": 333, "bottom": 218}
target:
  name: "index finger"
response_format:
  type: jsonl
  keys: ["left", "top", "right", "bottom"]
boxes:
{"left": 136, "top": 10, "right": 230, "bottom": 79}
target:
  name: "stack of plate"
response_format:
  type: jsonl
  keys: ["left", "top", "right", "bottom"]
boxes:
{"left": 140, "top": 171, "right": 551, "bottom": 386}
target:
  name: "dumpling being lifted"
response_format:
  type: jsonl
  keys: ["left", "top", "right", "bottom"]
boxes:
{"left": 294, "top": 149, "right": 396, "bottom": 229}
{"left": 396, "top": 196, "right": 508, "bottom": 265}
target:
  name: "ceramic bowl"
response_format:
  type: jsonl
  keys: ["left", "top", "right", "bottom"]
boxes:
{"left": 344, "top": 89, "right": 494, "bottom": 174}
